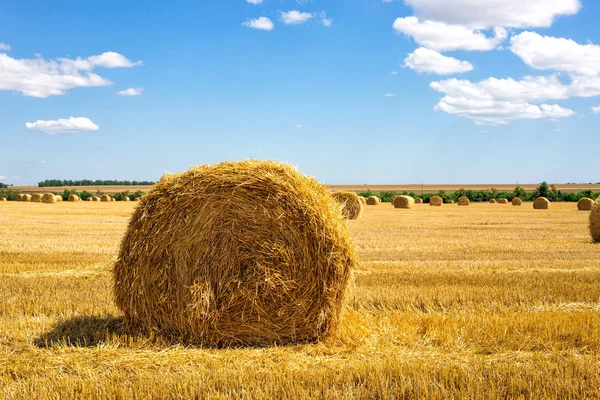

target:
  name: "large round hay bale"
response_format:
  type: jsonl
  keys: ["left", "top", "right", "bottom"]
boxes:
{"left": 512, "top": 197, "right": 522, "bottom": 206}
{"left": 92, "top": 196, "right": 100, "bottom": 202}
{"left": 114, "top": 160, "right": 357, "bottom": 346}
{"left": 101, "top": 195, "right": 111, "bottom": 202}
{"left": 590, "top": 199, "right": 600, "bottom": 243}
{"left": 393, "top": 195, "right": 415, "bottom": 209}
{"left": 42, "top": 193, "right": 57, "bottom": 204}
{"left": 498, "top": 198, "right": 508, "bottom": 204}
{"left": 111, "top": 198, "right": 116, "bottom": 202}
{"left": 457, "top": 196, "right": 470, "bottom": 206}
{"left": 358, "top": 196, "right": 367, "bottom": 205}
{"left": 31, "top": 194, "right": 42, "bottom": 203}
{"left": 122, "top": 196, "right": 131, "bottom": 202}
{"left": 55, "top": 195, "right": 62, "bottom": 202}
{"left": 533, "top": 197, "right": 550, "bottom": 209}
{"left": 415, "top": 198, "right": 423, "bottom": 204}
{"left": 489, "top": 198, "right": 496, "bottom": 204}
{"left": 16, "top": 194, "right": 23, "bottom": 202}
{"left": 331, "top": 192, "right": 363, "bottom": 220}
{"left": 22, "top": 194, "right": 31, "bottom": 202}
{"left": 430, "top": 196, "right": 443, "bottom": 206}
{"left": 68, "top": 194, "right": 79, "bottom": 202}
{"left": 578, "top": 198, "right": 593, "bottom": 211}
{"left": 366, "top": 196, "right": 379, "bottom": 205}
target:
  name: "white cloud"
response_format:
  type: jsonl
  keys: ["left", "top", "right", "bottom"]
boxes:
{"left": 0, "top": 43, "right": 10, "bottom": 51}
{"left": 0, "top": 52, "right": 141, "bottom": 98}
{"left": 383, "top": 93, "right": 396, "bottom": 97}
{"left": 117, "top": 87, "right": 144, "bottom": 96}
{"left": 404, "top": 0, "right": 581, "bottom": 29}
{"left": 25, "top": 117, "right": 100, "bottom": 135}
{"left": 242, "top": 17, "right": 274, "bottom": 30}
{"left": 246, "top": 0, "right": 263, "bottom": 4}
{"left": 404, "top": 47, "right": 473, "bottom": 74}
{"left": 430, "top": 76, "right": 584, "bottom": 124}
{"left": 281, "top": 11, "right": 313, "bottom": 25}
{"left": 511, "top": 32, "right": 600, "bottom": 76}
{"left": 296, "top": 124, "right": 303, "bottom": 128}
{"left": 593, "top": 105, "right": 600, "bottom": 115}
{"left": 434, "top": 96, "right": 575, "bottom": 125}
{"left": 393, "top": 17, "right": 507, "bottom": 51}
{"left": 391, "top": 71, "right": 398, "bottom": 75}
{"left": 319, "top": 12, "right": 333, "bottom": 27}
{"left": 382, "top": 0, "right": 392, "bottom": 2}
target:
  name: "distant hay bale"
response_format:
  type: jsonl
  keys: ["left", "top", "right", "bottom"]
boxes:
{"left": 55, "top": 195, "right": 62, "bottom": 202}
{"left": 590, "top": 199, "right": 600, "bottom": 243}
{"left": 533, "top": 197, "right": 550, "bottom": 209}
{"left": 101, "top": 195, "right": 111, "bottom": 202}
{"left": 22, "top": 194, "right": 31, "bottom": 202}
{"left": 93, "top": 197, "right": 100, "bottom": 202}
{"left": 366, "top": 196, "right": 379, "bottom": 205}
{"left": 357, "top": 196, "right": 367, "bottom": 205}
{"left": 430, "top": 196, "right": 443, "bottom": 206}
{"left": 16, "top": 194, "right": 23, "bottom": 202}
{"left": 447, "top": 200, "right": 454, "bottom": 204}
{"left": 133, "top": 197, "right": 140, "bottom": 201}
{"left": 86, "top": 198, "right": 93, "bottom": 202}
{"left": 122, "top": 197, "right": 131, "bottom": 202}
{"left": 457, "top": 196, "right": 470, "bottom": 206}
{"left": 114, "top": 160, "right": 356, "bottom": 346}
{"left": 578, "top": 198, "right": 593, "bottom": 211}
{"left": 31, "top": 194, "right": 42, "bottom": 203}
{"left": 512, "top": 197, "right": 522, "bottom": 206}
{"left": 331, "top": 191, "right": 363, "bottom": 220}
{"left": 0, "top": 197, "right": 6, "bottom": 202}
{"left": 42, "top": 193, "right": 57, "bottom": 204}
{"left": 415, "top": 198, "right": 423, "bottom": 204}
{"left": 498, "top": 198, "right": 508, "bottom": 204}
{"left": 68, "top": 194, "right": 79, "bottom": 202}
{"left": 489, "top": 199, "right": 497, "bottom": 203}
{"left": 393, "top": 195, "right": 415, "bottom": 209}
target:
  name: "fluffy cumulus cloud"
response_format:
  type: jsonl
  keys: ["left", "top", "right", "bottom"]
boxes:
{"left": 404, "top": 47, "right": 473, "bottom": 74}
{"left": 429, "top": 76, "right": 588, "bottom": 124}
{"left": 246, "top": 0, "right": 263, "bottom": 4}
{"left": 511, "top": 32, "right": 600, "bottom": 76}
{"left": 404, "top": 0, "right": 581, "bottom": 29}
{"left": 281, "top": 11, "right": 313, "bottom": 25}
{"left": 393, "top": 17, "right": 507, "bottom": 51}
{"left": 25, "top": 117, "right": 99, "bottom": 135}
{"left": 117, "top": 87, "right": 144, "bottom": 96}
{"left": 242, "top": 17, "right": 274, "bottom": 30}
{"left": 0, "top": 51, "right": 141, "bottom": 98}
{"left": 0, "top": 42, "right": 10, "bottom": 51}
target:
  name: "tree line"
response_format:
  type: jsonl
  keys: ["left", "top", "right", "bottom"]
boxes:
{"left": 37, "top": 179, "right": 155, "bottom": 187}
{"left": 359, "top": 182, "right": 599, "bottom": 203}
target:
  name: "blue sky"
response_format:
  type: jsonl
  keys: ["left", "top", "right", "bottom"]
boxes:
{"left": 1, "top": 0, "right": 599, "bottom": 185}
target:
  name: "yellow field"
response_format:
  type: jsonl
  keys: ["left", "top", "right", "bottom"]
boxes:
{"left": 14, "top": 182, "right": 600, "bottom": 195}
{"left": 1, "top": 201, "right": 599, "bottom": 398}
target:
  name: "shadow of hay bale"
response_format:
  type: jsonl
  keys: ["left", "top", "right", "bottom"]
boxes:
{"left": 35, "top": 316, "right": 125, "bottom": 348}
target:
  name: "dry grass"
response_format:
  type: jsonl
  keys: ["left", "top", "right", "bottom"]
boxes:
{"left": 1, "top": 202, "right": 600, "bottom": 398}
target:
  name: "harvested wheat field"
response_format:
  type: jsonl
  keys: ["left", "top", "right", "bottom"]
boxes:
{"left": 1, "top": 201, "right": 600, "bottom": 398}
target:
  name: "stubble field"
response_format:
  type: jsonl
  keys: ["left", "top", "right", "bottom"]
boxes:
{"left": 1, "top": 201, "right": 599, "bottom": 398}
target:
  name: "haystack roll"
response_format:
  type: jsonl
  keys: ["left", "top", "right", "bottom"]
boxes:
{"left": 393, "top": 195, "right": 415, "bottom": 209}
{"left": 68, "top": 194, "right": 79, "bottom": 202}
{"left": 415, "top": 198, "right": 423, "bottom": 204}
{"left": 498, "top": 198, "right": 508, "bottom": 204}
{"left": 113, "top": 160, "right": 357, "bottom": 346}
{"left": 430, "top": 196, "right": 443, "bottom": 206}
{"left": 533, "top": 197, "right": 550, "bottom": 209}
{"left": 457, "top": 196, "right": 470, "bottom": 206}
{"left": 590, "top": 199, "right": 600, "bottom": 243}
{"left": 101, "top": 195, "right": 111, "bottom": 202}
{"left": 31, "top": 194, "right": 42, "bottom": 202}
{"left": 366, "top": 196, "right": 379, "bottom": 205}
{"left": 489, "top": 199, "right": 496, "bottom": 204}
{"left": 42, "top": 193, "right": 57, "bottom": 204}
{"left": 357, "top": 196, "right": 367, "bottom": 205}
{"left": 512, "top": 198, "right": 522, "bottom": 206}
{"left": 578, "top": 198, "right": 593, "bottom": 211}
{"left": 331, "top": 192, "right": 363, "bottom": 220}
